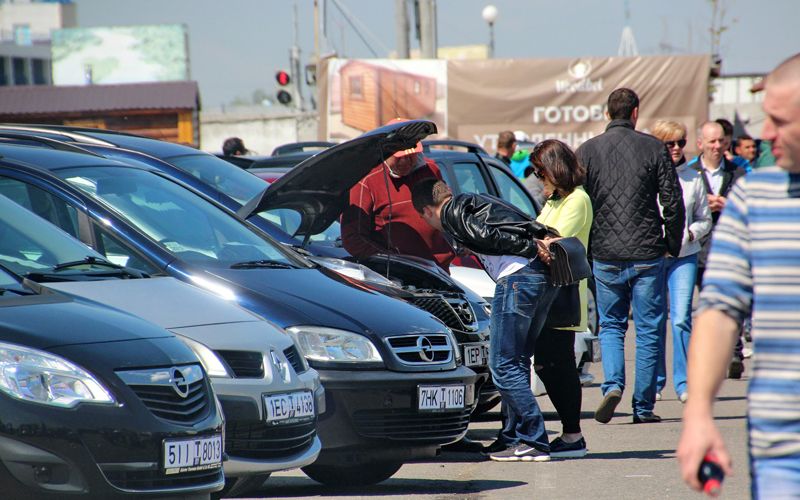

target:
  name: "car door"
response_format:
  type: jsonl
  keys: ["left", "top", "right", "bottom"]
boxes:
{"left": 483, "top": 160, "right": 540, "bottom": 217}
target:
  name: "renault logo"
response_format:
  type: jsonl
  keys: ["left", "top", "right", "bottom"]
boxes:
{"left": 417, "top": 336, "right": 435, "bottom": 362}
{"left": 270, "top": 351, "right": 291, "bottom": 383}
{"left": 171, "top": 367, "right": 190, "bottom": 398}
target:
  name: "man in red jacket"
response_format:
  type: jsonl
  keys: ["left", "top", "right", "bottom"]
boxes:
{"left": 341, "top": 119, "right": 456, "bottom": 272}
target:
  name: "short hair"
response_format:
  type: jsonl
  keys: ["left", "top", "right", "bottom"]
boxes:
{"left": 651, "top": 120, "right": 687, "bottom": 142}
{"left": 497, "top": 130, "right": 516, "bottom": 149}
{"left": 411, "top": 178, "right": 452, "bottom": 213}
{"left": 715, "top": 118, "right": 734, "bottom": 138}
{"left": 530, "top": 139, "right": 585, "bottom": 196}
{"left": 698, "top": 121, "right": 724, "bottom": 140}
{"left": 222, "top": 137, "right": 247, "bottom": 156}
{"left": 607, "top": 88, "right": 639, "bottom": 120}
{"left": 734, "top": 134, "right": 754, "bottom": 147}
{"left": 767, "top": 53, "right": 800, "bottom": 91}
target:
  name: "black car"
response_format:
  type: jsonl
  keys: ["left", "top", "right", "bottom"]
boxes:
{"left": 216, "top": 141, "right": 337, "bottom": 170}
{"left": 0, "top": 124, "right": 478, "bottom": 486}
{"left": 0, "top": 266, "right": 224, "bottom": 498}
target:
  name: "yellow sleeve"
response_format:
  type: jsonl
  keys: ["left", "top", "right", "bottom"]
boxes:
{"left": 539, "top": 194, "right": 591, "bottom": 239}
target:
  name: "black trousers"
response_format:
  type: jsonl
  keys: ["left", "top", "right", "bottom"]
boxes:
{"left": 534, "top": 327, "right": 582, "bottom": 434}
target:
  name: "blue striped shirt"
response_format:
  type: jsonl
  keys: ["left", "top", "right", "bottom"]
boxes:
{"left": 699, "top": 167, "right": 800, "bottom": 458}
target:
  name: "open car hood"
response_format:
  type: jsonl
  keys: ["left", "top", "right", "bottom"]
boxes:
{"left": 237, "top": 119, "right": 437, "bottom": 236}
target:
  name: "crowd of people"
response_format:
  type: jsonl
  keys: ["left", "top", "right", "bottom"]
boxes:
{"left": 339, "top": 53, "right": 800, "bottom": 497}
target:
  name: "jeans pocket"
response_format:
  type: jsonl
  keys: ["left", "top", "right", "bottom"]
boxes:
{"left": 633, "top": 262, "right": 662, "bottom": 274}
{"left": 594, "top": 262, "right": 621, "bottom": 273}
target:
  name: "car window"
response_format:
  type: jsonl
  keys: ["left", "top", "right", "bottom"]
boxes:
{"left": 56, "top": 166, "right": 301, "bottom": 269}
{"left": 93, "top": 223, "right": 161, "bottom": 274}
{"left": 488, "top": 164, "right": 537, "bottom": 217}
{"left": 166, "top": 154, "right": 266, "bottom": 204}
{"left": 258, "top": 210, "right": 340, "bottom": 244}
{"left": 0, "top": 177, "right": 80, "bottom": 238}
{"left": 451, "top": 162, "right": 490, "bottom": 194}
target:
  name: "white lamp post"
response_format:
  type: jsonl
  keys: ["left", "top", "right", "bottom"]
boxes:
{"left": 482, "top": 5, "right": 498, "bottom": 58}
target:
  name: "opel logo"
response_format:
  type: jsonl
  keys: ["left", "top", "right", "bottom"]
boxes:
{"left": 171, "top": 367, "right": 190, "bottom": 398}
{"left": 417, "top": 336, "right": 435, "bottom": 362}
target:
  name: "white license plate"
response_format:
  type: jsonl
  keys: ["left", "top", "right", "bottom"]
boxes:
{"left": 418, "top": 385, "right": 466, "bottom": 411}
{"left": 264, "top": 391, "right": 315, "bottom": 423}
{"left": 464, "top": 344, "right": 488, "bottom": 367}
{"left": 163, "top": 435, "right": 222, "bottom": 475}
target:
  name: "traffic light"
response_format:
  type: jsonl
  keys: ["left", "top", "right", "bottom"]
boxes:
{"left": 275, "top": 70, "right": 292, "bottom": 106}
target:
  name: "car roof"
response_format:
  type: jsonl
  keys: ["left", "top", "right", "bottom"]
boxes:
{"left": 0, "top": 143, "right": 135, "bottom": 170}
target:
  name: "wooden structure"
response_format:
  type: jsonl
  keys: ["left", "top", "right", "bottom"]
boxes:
{"left": 340, "top": 60, "right": 436, "bottom": 131}
{"left": 0, "top": 81, "right": 200, "bottom": 146}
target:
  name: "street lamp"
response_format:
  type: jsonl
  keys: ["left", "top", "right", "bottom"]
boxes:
{"left": 482, "top": 5, "right": 498, "bottom": 58}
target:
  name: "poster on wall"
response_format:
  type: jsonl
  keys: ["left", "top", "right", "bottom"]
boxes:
{"left": 321, "top": 55, "right": 709, "bottom": 156}
{"left": 51, "top": 24, "right": 190, "bottom": 86}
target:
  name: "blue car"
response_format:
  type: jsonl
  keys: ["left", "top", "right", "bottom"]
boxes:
{"left": 0, "top": 121, "right": 478, "bottom": 486}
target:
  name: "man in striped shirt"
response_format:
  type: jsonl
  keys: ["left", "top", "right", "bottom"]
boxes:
{"left": 678, "top": 53, "right": 800, "bottom": 498}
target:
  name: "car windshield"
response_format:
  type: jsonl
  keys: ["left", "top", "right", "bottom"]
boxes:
{"left": 166, "top": 154, "right": 266, "bottom": 204}
{"left": 55, "top": 166, "right": 303, "bottom": 269}
{"left": 259, "top": 208, "right": 341, "bottom": 244}
{"left": 0, "top": 195, "right": 106, "bottom": 276}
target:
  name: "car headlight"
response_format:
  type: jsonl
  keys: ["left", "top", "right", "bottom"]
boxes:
{"left": 311, "top": 257, "right": 400, "bottom": 288}
{"left": 0, "top": 342, "right": 115, "bottom": 408}
{"left": 286, "top": 326, "right": 383, "bottom": 364}
{"left": 176, "top": 336, "right": 232, "bottom": 378}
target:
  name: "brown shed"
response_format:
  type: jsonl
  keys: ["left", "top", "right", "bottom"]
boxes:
{"left": 0, "top": 81, "right": 200, "bottom": 146}
{"left": 340, "top": 60, "right": 436, "bottom": 132}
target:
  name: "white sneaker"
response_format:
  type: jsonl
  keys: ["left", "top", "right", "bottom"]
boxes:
{"left": 743, "top": 347, "right": 753, "bottom": 359}
{"left": 679, "top": 392, "right": 688, "bottom": 403}
{"left": 655, "top": 392, "right": 662, "bottom": 401}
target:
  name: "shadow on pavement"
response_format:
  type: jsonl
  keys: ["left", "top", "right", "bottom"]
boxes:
{"left": 583, "top": 448, "right": 675, "bottom": 460}
{"left": 254, "top": 477, "right": 526, "bottom": 497}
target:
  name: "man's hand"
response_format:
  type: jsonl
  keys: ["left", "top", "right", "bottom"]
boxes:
{"left": 536, "top": 237, "right": 562, "bottom": 265}
{"left": 707, "top": 194, "right": 727, "bottom": 213}
{"left": 677, "top": 405, "right": 733, "bottom": 491}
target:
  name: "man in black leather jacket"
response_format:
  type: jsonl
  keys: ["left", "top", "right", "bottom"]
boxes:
{"left": 411, "top": 178, "right": 559, "bottom": 462}
{"left": 576, "top": 88, "right": 685, "bottom": 425}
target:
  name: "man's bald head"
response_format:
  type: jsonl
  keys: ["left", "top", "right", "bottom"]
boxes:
{"left": 762, "top": 53, "right": 800, "bottom": 171}
{"left": 697, "top": 121, "right": 725, "bottom": 168}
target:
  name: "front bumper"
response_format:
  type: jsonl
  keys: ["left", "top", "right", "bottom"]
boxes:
{"left": 313, "top": 365, "right": 478, "bottom": 465}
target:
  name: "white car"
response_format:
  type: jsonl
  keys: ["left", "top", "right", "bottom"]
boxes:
{"left": 0, "top": 195, "right": 323, "bottom": 497}
{"left": 450, "top": 265, "right": 599, "bottom": 396}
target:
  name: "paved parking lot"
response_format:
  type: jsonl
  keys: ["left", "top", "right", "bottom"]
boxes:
{"left": 239, "top": 325, "right": 752, "bottom": 500}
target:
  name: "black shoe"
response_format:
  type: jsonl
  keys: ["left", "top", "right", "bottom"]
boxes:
{"left": 728, "top": 359, "right": 744, "bottom": 379}
{"left": 550, "top": 437, "right": 588, "bottom": 458}
{"left": 442, "top": 437, "right": 485, "bottom": 453}
{"left": 481, "top": 438, "right": 509, "bottom": 456}
{"left": 632, "top": 413, "right": 662, "bottom": 424}
{"left": 594, "top": 389, "right": 622, "bottom": 423}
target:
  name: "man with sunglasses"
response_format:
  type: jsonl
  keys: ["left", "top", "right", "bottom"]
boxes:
{"left": 687, "top": 121, "right": 747, "bottom": 379}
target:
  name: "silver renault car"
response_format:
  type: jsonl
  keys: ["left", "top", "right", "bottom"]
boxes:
{"left": 0, "top": 193, "right": 323, "bottom": 496}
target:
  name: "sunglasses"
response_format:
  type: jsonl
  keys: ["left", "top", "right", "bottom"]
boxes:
{"left": 665, "top": 139, "right": 687, "bottom": 148}
{"left": 533, "top": 167, "right": 546, "bottom": 180}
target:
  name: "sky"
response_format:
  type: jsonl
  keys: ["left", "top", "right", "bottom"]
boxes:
{"left": 74, "top": 0, "right": 800, "bottom": 109}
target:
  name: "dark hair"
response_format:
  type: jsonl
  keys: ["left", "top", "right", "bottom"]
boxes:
{"left": 715, "top": 118, "right": 734, "bottom": 138}
{"left": 607, "top": 88, "right": 639, "bottom": 120}
{"left": 530, "top": 139, "right": 586, "bottom": 197}
{"left": 735, "top": 134, "right": 754, "bottom": 146}
{"left": 497, "top": 130, "right": 516, "bottom": 149}
{"left": 411, "top": 178, "right": 452, "bottom": 213}
{"left": 222, "top": 137, "right": 247, "bottom": 156}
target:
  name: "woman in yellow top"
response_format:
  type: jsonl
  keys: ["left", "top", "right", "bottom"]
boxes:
{"left": 531, "top": 139, "right": 593, "bottom": 458}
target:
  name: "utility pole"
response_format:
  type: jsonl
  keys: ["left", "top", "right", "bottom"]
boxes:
{"left": 290, "top": 1, "right": 305, "bottom": 111}
{"left": 418, "top": 0, "right": 436, "bottom": 58}
{"left": 396, "top": 0, "right": 410, "bottom": 58}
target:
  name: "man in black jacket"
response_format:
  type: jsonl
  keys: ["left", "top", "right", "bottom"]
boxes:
{"left": 576, "top": 88, "right": 685, "bottom": 425}
{"left": 411, "top": 178, "right": 558, "bottom": 462}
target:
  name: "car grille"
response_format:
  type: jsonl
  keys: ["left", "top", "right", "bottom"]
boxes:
{"left": 386, "top": 334, "right": 452, "bottom": 365}
{"left": 101, "top": 466, "right": 222, "bottom": 492}
{"left": 283, "top": 345, "right": 307, "bottom": 373}
{"left": 226, "top": 419, "right": 316, "bottom": 459}
{"left": 352, "top": 408, "right": 471, "bottom": 441}
{"left": 217, "top": 350, "right": 264, "bottom": 378}
{"left": 117, "top": 365, "right": 210, "bottom": 424}
{"left": 409, "top": 295, "right": 478, "bottom": 332}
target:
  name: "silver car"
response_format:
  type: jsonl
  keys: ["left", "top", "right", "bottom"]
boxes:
{"left": 0, "top": 194, "right": 323, "bottom": 496}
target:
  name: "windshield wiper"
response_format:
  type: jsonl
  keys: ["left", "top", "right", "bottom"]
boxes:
{"left": 53, "top": 256, "right": 123, "bottom": 272}
{"left": 230, "top": 259, "right": 296, "bottom": 269}
{"left": 0, "top": 287, "right": 36, "bottom": 296}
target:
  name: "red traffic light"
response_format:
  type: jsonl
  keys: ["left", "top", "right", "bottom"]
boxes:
{"left": 276, "top": 70, "right": 291, "bottom": 86}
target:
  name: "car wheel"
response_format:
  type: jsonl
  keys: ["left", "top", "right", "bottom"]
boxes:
{"left": 212, "top": 473, "right": 271, "bottom": 499}
{"left": 302, "top": 461, "right": 403, "bottom": 486}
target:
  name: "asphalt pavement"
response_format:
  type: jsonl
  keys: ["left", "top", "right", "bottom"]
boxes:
{"left": 238, "top": 322, "right": 751, "bottom": 500}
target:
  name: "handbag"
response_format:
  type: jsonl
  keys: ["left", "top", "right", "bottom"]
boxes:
{"left": 548, "top": 236, "right": 591, "bottom": 287}
{"left": 544, "top": 283, "right": 581, "bottom": 328}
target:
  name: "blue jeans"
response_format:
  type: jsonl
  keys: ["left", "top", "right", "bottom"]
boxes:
{"left": 490, "top": 262, "right": 558, "bottom": 451}
{"left": 753, "top": 455, "right": 800, "bottom": 499}
{"left": 656, "top": 254, "right": 698, "bottom": 397}
{"left": 594, "top": 257, "right": 666, "bottom": 417}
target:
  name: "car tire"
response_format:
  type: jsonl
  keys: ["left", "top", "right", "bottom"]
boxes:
{"left": 212, "top": 473, "right": 271, "bottom": 499}
{"left": 302, "top": 461, "right": 403, "bottom": 486}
